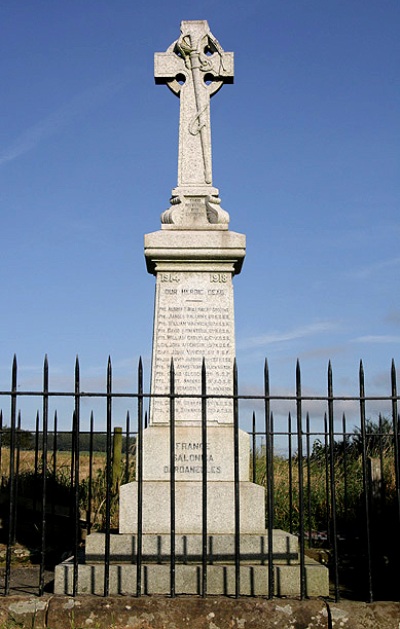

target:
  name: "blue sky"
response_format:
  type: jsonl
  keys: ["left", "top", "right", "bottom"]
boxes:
{"left": 1, "top": 1, "right": 399, "bottom": 430}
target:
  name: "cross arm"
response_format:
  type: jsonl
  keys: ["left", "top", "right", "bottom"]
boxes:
{"left": 154, "top": 51, "right": 185, "bottom": 85}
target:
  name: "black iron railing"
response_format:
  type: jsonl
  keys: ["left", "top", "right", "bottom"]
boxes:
{"left": 0, "top": 355, "right": 399, "bottom": 601}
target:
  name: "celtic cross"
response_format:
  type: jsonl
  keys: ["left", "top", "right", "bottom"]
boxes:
{"left": 154, "top": 21, "right": 234, "bottom": 227}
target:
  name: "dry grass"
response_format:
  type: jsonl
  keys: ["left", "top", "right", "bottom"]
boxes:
{"left": 0, "top": 448, "right": 108, "bottom": 483}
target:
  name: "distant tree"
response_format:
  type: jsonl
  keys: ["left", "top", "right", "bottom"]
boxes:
{"left": 311, "top": 416, "right": 396, "bottom": 462}
{"left": 0, "top": 425, "right": 34, "bottom": 449}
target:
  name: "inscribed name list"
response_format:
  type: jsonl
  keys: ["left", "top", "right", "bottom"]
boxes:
{"left": 150, "top": 270, "right": 235, "bottom": 424}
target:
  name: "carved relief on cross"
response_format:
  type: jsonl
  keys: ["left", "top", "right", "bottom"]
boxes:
{"left": 155, "top": 21, "right": 233, "bottom": 228}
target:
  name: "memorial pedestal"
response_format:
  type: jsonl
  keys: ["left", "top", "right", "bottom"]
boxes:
{"left": 144, "top": 228, "right": 245, "bottom": 426}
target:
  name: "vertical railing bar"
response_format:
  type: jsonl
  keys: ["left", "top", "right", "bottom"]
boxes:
{"left": 33, "top": 411, "right": 40, "bottom": 514}
{"left": 73, "top": 356, "right": 80, "bottom": 597}
{"left": 87, "top": 411, "right": 94, "bottom": 536}
{"left": 52, "top": 411, "right": 58, "bottom": 523}
{"left": 324, "top": 413, "right": 331, "bottom": 546}
{"left": 296, "top": 360, "right": 306, "bottom": 599}
{"left": 267, "top": 410, "right": 275, "bottom": 598}
{"left": 169, "top": 358, "right": 176, "bottom": 598}
{"left": 0, "top": 410, "right": 3, "bottom": 480}
{"left": 264, "top": 360, "right": 270, "bottom": 531}
{"left": 5, "top": 355, "right": 17, "bottom": 596}
{"left": 104, "top": 357, "right": 112, "bottom": 597}
{"left": 136, "top": 358, "right": 143, "bottom": 597}
{"left": 306, "top": 413, "right": 312, "bottom": 549}
{"left": 201, "top": 358, "right": 208, "bottom": 597}
{"left": 125, "top": 410, "right": 130, "bottom": 484}
{"left": 39, "top": 355, "right": 49, "bottom": 596}
{"left": 252, "top": 412, "right": 256, "bottom": 484}
{"left": 70, "top": 413, "right": 75, "bottom": 523}
{"left": 328, "top": 361, "right": 339, "bottom": 602}
{"left": 288, "top": 413, "right": 293, "bottom": 535}
{"left": 264, "top": 360, "right": 274, "bottom": 598}
{"left": 13, "top": 411, "right": 21, "bottom": 545}
{"left": 233, "top": 359, "right": 240, "bottom": 598}
{"left": 391, "top": 361, "right": 400, "bottom": 530}
{"left": 359, "top": 360, "right": 374, "bottom": 602}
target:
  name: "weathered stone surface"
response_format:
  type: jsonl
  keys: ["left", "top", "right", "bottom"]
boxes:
{"left": 144, "top": 229, "right": 246, "bottom": 268}
{"left": 276, "top": 563, "right": 330, "bottom": 598}
{"left": 119, "top": 480, "right": 265, "bottom": 534}
{"left": 134, "top": 425, "right": 250, "bottom": 481}
{"left": 85, "top": 530, "right": 299, "bottom": 561}
{"left": 144, "top": 255, "right": 245, "bottom": 427}
{"left": 155, "top": 20, "right": 234, "bottom": 227}
{"left": 328, "top": 601, "right": 400, "bottom": 628}
{"left": 55, "top": 559, "right": 328, "bottom": 597}
{"left": 3, "top": 596, "right": 400, "bottom": 629}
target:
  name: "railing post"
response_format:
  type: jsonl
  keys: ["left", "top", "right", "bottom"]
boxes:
{"left": 87, "top": 411, "right": 94, "bottom": 536}
{"left": 359, "top": 360, "right": 373, "bottom": 602}
{"left": 0, "top": 410, "right": 3, "bottom": 481}
{"left": 233, "top": 359, "right": 240, "bottom": 598}
{"left": 5, "top": 355, "right": 17, "bottom": 596}
{"left": 328, "top": 361, "right": 339, "bottom": 602}
{"left": 73, "top": 356, "right": 80, "bottom": 597}
{"left": 104, "top": 357, "right": 112, "bottom": 597}
{"left": 136, "top": 357, "right": 143, "bottom": 597}
{"left": 306, "top": 413, "right": 312, "bottom": 549}
{"left": 169, "top": 358, "right": 176, "bottom": 598}
{"left": 201, "top": 359, "right": 208, "bottom": 597}
{"left": 264, "top": 359, "right": 274, "bottom": 598}
{"left": 323, "top": 413, "right": 331, "bottom": 546}
{"left": 296, "top": 360, "right": 306, "bottom": 599}
{"left": 39, "top": 355, "right": 49, "bottom": 596}
{"left": 13, "top": 411, "right": 21, "bottom": 545}
{"left": 391, "top": 361, "right": 400, "bottom": 531}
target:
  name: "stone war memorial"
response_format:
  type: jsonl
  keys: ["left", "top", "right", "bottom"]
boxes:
{"left": 55, "top": 20, "right": 328, "bottom": 597}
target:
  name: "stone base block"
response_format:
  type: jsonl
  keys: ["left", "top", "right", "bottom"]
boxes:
{"left": 276, "top": 563, "right": 330, "bottom": 598}
{"left": 119, "top": 481, "right": 265, "bottom": 534}
{"left": 54, "top": 560, "right": 329, "bottom": 597}
{"left": 85, "top": 531, "right": 299, "bottom": 563}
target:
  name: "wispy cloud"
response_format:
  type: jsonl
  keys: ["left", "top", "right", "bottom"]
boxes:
{"left": 238, "top": 321, "right": 338, "bottom": 350}
{"left": 0, "top": 74, "right": 130, "bottom": 167}
{"left": 386, "top": 310, "right": 400, "bottom": 327}
{"left": 352, "top": 335, "right": 400, "bottom": 344}
{"left": 350, "top": 257, "right": 400, "bottom": 280}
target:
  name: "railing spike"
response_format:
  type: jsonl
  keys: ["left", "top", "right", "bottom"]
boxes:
{"left": 12, "top": 354, "right": 17, "bottom": 379}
